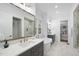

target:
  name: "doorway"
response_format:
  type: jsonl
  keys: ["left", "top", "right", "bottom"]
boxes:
{"left": 60, "top": 20, "right": 68, "bottom": 42}
{"left": 13, "top": 17, "right": 21, "bottom": 38}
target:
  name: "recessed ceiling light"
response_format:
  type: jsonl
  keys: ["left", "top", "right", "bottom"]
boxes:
{"left": 55, "top": 5, "right": 58, "bottom": 8}
{"left": 56, "top": 11, "right": 59, "bottom": 14}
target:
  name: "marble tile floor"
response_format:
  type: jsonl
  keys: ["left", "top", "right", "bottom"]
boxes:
{"left": 44, "top": 42, "right": 79, "bottom": 56}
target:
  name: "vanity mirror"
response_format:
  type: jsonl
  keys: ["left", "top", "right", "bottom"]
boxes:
{"left": 24, "top": 17, "right": 36, "bottom": 37}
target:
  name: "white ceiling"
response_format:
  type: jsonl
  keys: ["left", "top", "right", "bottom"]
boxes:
{"left": 36, "top": 3, "right": 76, "bottom": 21}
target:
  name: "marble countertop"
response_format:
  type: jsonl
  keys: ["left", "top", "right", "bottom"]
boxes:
{"left": 0, "top": 39, "right": 44, "bottom": 56}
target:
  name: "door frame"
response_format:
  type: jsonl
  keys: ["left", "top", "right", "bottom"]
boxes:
{"left": 60, "top": 20, "right": 68, "bottom": 42}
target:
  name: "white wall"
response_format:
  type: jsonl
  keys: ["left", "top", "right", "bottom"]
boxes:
{"left": 50, "top": 20, "right": 60, "bottom": 42}
{"left": 36, "top": 5, "right": 48, "bottom": 38}
{"left": 71, "top": 4, "right": 79, "bottom": 47}
{"left": 0, "top": 3, "right": 35, "bottom": 40}
{"left": 68, "top": 4, "right": 78, "bottom": 47}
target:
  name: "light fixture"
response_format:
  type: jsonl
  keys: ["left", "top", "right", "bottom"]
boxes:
{"left": 55, "top": 5, "right": 58, "bottom": 8}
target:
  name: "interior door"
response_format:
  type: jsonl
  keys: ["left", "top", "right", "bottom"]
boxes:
{"left": 60, "top": 21, "right": 68, "bottom": 42}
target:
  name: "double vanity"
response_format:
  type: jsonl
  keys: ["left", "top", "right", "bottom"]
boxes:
{"left": 0, "top": 38, "right": 44, "bottom": 56}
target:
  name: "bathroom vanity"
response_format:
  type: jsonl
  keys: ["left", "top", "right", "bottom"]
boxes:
{"left": 47, "top": 35, "right": 55, "bottom": 44}
{"left": 0, "top": 39, "right": 44, "bottom": 56}
{"left": 19, "top": 41, "right": 43, "bottom": 56}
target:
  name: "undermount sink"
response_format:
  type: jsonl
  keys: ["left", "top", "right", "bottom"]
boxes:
{"left": 19, "top": 40, "right": 37, "bottom": 48}
{"left": 19, "top": 43, "right": 29, "bottom": 48}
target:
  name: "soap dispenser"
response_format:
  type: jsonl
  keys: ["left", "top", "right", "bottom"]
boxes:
{"left": 4, "top": 40, "right": 9, "bottom": 48}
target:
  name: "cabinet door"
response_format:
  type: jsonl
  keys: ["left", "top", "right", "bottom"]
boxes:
{"left": 19, "top": 42, "right": 44, "bottom": 56}
{"left": 38, "top": 42, "right": 44, "bottom": 56}
{"left": 19, "top": 49, "right": 32, "bottom": 56}
{"left": 31, "top": 43, "right": 39, "bottom": 56}
{"left": 31, "top": 42, "right": 44, "bottom": 56}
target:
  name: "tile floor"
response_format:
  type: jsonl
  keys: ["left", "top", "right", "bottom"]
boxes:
{"left": 45, "top": 42, "right": 79, "bottom": 56}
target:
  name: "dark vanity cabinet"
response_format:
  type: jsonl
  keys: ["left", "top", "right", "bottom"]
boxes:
{"left": 19, "top": 42, "right": 44, "bottom": 56}
{"left": 47, "top": 35, "right": 55, "bottom": 44}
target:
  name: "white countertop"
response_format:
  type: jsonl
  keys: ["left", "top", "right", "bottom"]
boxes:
{"left": 0, "top": 39, "right": 44, "bottom": 56}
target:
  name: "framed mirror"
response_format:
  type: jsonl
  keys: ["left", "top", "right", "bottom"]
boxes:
{"left": 24, "top": 17, "right": 36, "bottom": 37}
